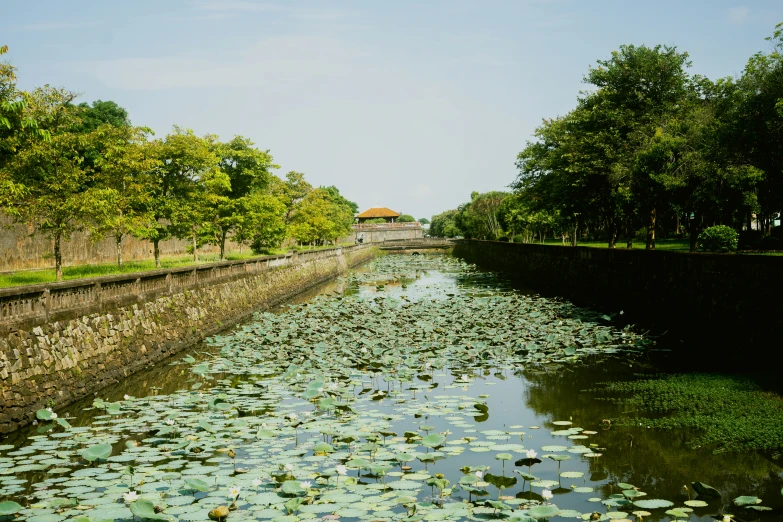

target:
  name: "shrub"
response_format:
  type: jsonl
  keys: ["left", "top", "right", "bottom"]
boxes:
{"left": 760, "top": 236, "right": 781, "bottom": 250}
{"left": 698, "top": 225, "right": 738, "bottom": 253}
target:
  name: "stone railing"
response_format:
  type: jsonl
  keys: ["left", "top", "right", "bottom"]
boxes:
{"left": 0, "top": 245, "right": 367, "bottom": 329}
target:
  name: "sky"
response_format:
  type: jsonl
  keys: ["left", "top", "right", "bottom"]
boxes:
{"left": 3, "top": 1, "right": 783, "bottom": 219}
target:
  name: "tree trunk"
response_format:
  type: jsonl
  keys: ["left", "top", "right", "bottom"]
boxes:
{"left": 675, "top": 214, "right": 681, "bottom": 235}
{"left": 219, "top": 230, "right": 227, "bottom": 261}
{"left": 154, "top": 239, "right": 161, "bottom": 268}
{"left": 571, "top": 220, "right": 578, "bottom": 247}
{"left": 115, "top": 234, "right": 124, "bottom": 267}
{"left": 646, "top": 208, "right": 656, "bottom": 250}
{"left": 608, "top": 221, "right": 616, "bottom": 249}
{"left": 746, "top": 212, "right": 752, "bottom": 231}
{"left": 54, "top": 232, "right": 63, "bottom": 282}
{"left": 192, "top": 233, "right": 198, "bottom": 263}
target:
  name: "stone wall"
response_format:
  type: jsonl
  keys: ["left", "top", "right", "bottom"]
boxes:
{"left": 0, "top": 245, "right": 377, "bottom": 433}
{"left": 350, "top": 223, "right": 423, "bottom": 243}
{"left": 453, "top": 240, "right": 783, "bottom": 358}
{"left": 0, "top": 215, "right": 237, "bottom": 272}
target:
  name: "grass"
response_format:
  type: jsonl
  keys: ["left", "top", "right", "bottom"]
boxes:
{"left": 539, "top": 238, "right": 691, "bottom": 251}
{"left": 592, "top": 373, "right": 783, "bottom": 454}
{"left": 0, "top": 243, "right": 356, "bottom": 289}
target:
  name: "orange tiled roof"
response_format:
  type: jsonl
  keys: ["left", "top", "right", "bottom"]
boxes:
{"left": 357, "top": 207, "right": 400, "bottom": 218}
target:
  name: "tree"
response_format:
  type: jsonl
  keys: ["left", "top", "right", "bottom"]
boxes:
{"left": 205, "top": 136, "right": 279, "bottom": 259}
{"left": 397, "top": 214, "right": 416, "bottom": 223}
{"left": 2, "top": 86, "right": 109, "bottom": 280}
{"left": 429, "top": 210, "right": 462, "bottom": 238}
{"left": 271, "top": 171, "right": 313, "bottom": 224}
{"left": 76, "top": 100, "right": 130, "bottom": 133}
{"left": 419, "top": 217, "right": 430, "bottom": 225}
{"left": 245, "top": 193, "right": 287, "bottom": 253}
{"left": 289, "top": 188, "right": 353, "bottom": 246}
{"left": 89, "top": 124, "right": 159, "bottom": 266}
{"left": 455, "top": 191, "right": 508, "bottom": 239}
{"left": 150, "top": 127, "right": 225, "bottom": 265}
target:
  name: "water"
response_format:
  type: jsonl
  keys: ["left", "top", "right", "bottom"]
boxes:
{"left": 1, "top": 254, "right": 781, "bottom": 522}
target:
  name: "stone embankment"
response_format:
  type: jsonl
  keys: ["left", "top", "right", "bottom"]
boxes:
{"left": 0, "top": 245, "right": 376, "bottom": 433}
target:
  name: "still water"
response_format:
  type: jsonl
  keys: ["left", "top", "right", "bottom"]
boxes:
{"left": 0, "top": 254, "right": 781, "bottom": 522}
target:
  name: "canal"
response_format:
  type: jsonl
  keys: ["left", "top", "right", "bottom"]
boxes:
{"left": 0, "top": 254, "right": 781, "bottom": 522}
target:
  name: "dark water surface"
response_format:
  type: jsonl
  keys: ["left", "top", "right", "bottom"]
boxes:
{"left": 1, "top": 254, "right": 781, "bottom": 522}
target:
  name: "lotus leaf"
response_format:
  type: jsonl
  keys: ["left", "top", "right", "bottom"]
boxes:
{"left": 130, "top": 499, "right": 172, "bottom": 521}
{"left": 81, "top": 444, "right": 112, "bottom": 462}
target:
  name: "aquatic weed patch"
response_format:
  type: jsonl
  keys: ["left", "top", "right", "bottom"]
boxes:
{"left": 593, "top": 373, "right": 783, "bottom": 453}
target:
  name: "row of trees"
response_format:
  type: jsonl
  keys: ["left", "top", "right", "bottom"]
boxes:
{"left": 0, "top": 46, "right": 357, "bottom": 280}
{"left": 430, "top": 23, "right": 783, "bottom": 250}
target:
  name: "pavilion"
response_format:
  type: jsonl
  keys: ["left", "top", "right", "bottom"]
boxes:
{"left": 356, "top": 206, "right": 401, "bottom": 224}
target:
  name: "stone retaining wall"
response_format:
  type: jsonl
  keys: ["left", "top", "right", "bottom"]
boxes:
{"left": 0, "top": 245, "right": 377, "bottom": 433}
{"left": 453, "top": 240, "right": 783, "bottom": 359}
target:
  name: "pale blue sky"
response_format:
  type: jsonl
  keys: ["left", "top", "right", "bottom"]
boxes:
{"left": 3, "top": 1, "right": 782, "bottom": 219}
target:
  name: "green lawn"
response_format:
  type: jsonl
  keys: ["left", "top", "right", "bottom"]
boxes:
{"left": 0, "top": 243, "right": 355, "bottom": 289}
{"left": 540, "top": 238, "right": 691, "bottom": 251}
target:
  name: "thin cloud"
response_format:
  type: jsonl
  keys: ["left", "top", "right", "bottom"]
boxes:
{"left": 69, "top": 35, "right": 370, "bottom": 91}
{"left": 727, "top": 6, "right": 750, "bottom": 24}
{"left": 16, "top": 21, "right": 96, "bottom": 31}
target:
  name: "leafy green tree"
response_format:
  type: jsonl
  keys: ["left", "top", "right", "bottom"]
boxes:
{"left": 149, "top": 127, "right": 224, "bottom": 265}
{"left": 321, "top": 185, "right": 358, "bottom": 214}
{"left": 1, "top": 86, "right": 111, "bottom": 280}
{"left": 206, "top": 136, "right": 279, "bottom": 259}
{"left": 89, "top": 124, "right": 159, "bottom": 266}
{"left": 397, "top": 214, "right": 416, "bottom": 223}
{"left": 455, "top": 191, "right": 508, "bottom": 239}
{"left": 429, "top": 210, "right": 462, "bottom": 238}
{"left": 76, "top": 100, "right": 129, "bottom": 133}
{"left": 363, "top": 217, "right": 387, "bottom": 224}
{"left": 271, "top": 171, "right": 313, "bottom": 225}
{"left": 245, "top": 193, "right": 287, "bottom": 253}
{"left": 418, "top": 217, "right": 430, "bottom": 225}
{"left": 290, "top": 188, "right": 353, "bottom": 246}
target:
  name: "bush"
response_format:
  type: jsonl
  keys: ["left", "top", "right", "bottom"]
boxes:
{"left": 698, "top": 225, "right": 738, "bottom": 253}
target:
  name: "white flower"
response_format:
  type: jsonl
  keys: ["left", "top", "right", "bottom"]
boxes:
{"left": 285, "top": 463, "right": 293, "bottom": 471}
{"left": 229, "top": 485, "right": 241, "bottom": 500}
{"left": 317, "top": 387, "right": 324, "bottom": 393}
{"left": 542, "top": 489, "right": 553, "bottom": 501}
{"left": 199, "top": 392, "right": 204, "bottom": 397}
{"left": 165, "top": 419, "right": 175, "bottom": 426}
{"left": 619, "top": 310, "right": 624, "bottom": 315}
{"left": 329, "top": 382, "right": 338, "bottom": 390}
{"left": 123, "top": 490, "right": 139, "bottom": 503}
{"left": 335, "top": 465, "right": 348, "bottom": 476}
{"left": 300, "top": 481, "right": 311, "bottom": 489}
{"left": 361, "top": 347, "right": 367, "bottom": 353}
{"left": 474, "top": 471, "right": 483, "bottom": 479}
{"left": 304, "top": 411, "right": 312, "bottom": 418}
{"left": 124, "top": 394, "right": 131, "bottom": 400}
{"left": 46, "top": 408, "right": 53, "bottom": 413}
{"left": 722, "top": 516, "right": 731, "bottom": 522}
{"left": 50, "top": 412, "right": 58, "bottom": 420}
{"left": 525, "top": 449, "right": 537, "bottom": 459}
{"left": 288, "top": 413, "right": 298, "bottom": 420}
{"left": 461, "top": 374, "right": 469, "bottom": 381}
{"left": 252, "top": 478, "right": 262, "bottom": 487}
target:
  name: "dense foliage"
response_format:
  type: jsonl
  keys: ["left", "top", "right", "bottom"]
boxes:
{"left": 0, "top": 47, "right": 356, "bottom": 279}
{"left": 697, "top": 225, "right": 739, "bottom": 253}
{"left": 429, "top": 24, "right": 783, "bottom": 250}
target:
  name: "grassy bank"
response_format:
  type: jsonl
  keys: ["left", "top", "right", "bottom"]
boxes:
{"left": 0, "top": 243, "right": 354, "bottom": 289}
{"left": 540, "top": 238, "right": 691, "bottom": 251}
{"left": 592, "top": 373, "right": 783, "bottom": 454}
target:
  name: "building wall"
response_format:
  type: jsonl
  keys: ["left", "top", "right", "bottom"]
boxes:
{"left": 350, "top": 223, "right": 423, "bottom": 243}
{"left": 0, "top": 245, "right": 377, "bottom": 433}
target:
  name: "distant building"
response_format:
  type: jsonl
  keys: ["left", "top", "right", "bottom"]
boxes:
{"left": 351, "top": 206, "right": 422, "bottom": 242}
{"left": 356, "top": 206, "right": 401, "bottom": 224}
